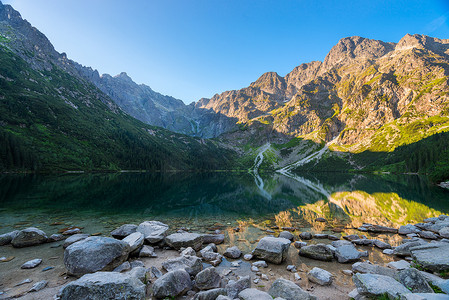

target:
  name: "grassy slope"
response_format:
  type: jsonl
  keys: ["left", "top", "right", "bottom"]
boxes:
{"left": 0, "top": 46, "right": 238, "bottom": 172}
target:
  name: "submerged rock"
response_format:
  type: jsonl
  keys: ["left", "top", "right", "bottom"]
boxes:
{"left": 201, "top": 234, "right": 224, "bottom": 245}
{"left": 152, "top": 269, "right": 192, "bottom": 299}
{"left": 64, "top": 236, "right": 130, "bottom": 277}
{"left": 137, "top": 221, "right": 169, "bottom": 244}
{"left": 252, "top": 236, "right": 290, "bottom": 264}
{"left": 60, "top": 271, "right": 145, "bottom": 300}
{"left": 111, "top": 224, "right": 138, "bottom": 239}
{"left": 21, "top": 258, "right": 42, "bottom": 269}
{"left": 11, "top": 227, "right": 47, "bottom": 248}
{"left": 165, "top": 232, "right": 203, "bottom": 251}
{"left": 298, "top": 244, "right": 333, "bottom": 261}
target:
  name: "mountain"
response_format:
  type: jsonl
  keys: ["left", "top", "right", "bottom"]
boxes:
{"left": 0, "top": 1, "right": 237, "bottom": 171}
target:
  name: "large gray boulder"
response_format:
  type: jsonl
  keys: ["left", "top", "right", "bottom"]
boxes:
{"left": 268, "top": 278, "right": 316, "bottom": 300}
{"left": 238, "top": 288, "right": 272, "bottom": 300}
{"left": 194, "top": 288, "right": 226, "bottom": 300}
{"left": 399, "top": 224, "right": 421, "bottom": 235}
{"left": 394, "top": 240, "right": 427, "bottom": 257}
{"left": 331, "top": 240, "right": 364, "bottom": 263}
{"left": 439, "top": 227, "right": 449, "bottom": 239}
{"left": 352, "top": 273, "right": 410, "bottom": 299}
{"left": 194, "top": 267, "right": 221, "bottom": 290}
{"left": 11, "top": 228, "right": 47, "bottom": 248}
{"left": 225, "top": 275, "right": 251, "bottom": 299}
{"left": 252, "top": 237, "right": 290, "bottom": 264}
{"left": 152, "top": 269, "right": 192, "bottom": 299}
{"left": 59, "top": 271, "right": 145, "bottom": 300}
{"left": 0, "top": 230, "right": 19, "bottom": 246}
{"left": 137, "top": 221, "right": 169, "bottom": 244}
{"left": 111, "top": 224, "right": 137, "bottom": 239}
{"left": 162, "top": 255, "right": 203, "bottom": 276}
{"left": 401, "top": 294, "right": 449, "bottom": 300}
{"left": 411, "top": 243, "right": 449, "bottom": 272}
{"left": 64, "top": 236, "right": 130, "bottom": 277}
{"left": 63, "top": 234, "right": 89, "bottom": 249}
{"left": 201, "top": 234, "right": 225, "bottom": 245}
{"left": 123, "top": 232, "right": 144, "bottom": 253}
{"left": 298, "top": 244, "right": 333, "bottom": 261}
{"left": 224, "top": 246, "right": 242, "bottom": 259}
{"left": 165, "top": 232, "right": 203, "bottom": 251}
{"left": 307, "top": 267, "right": 333, "bottom": 286}
{"left": 352, "top": 262, "right": 397, "bottom": 278}
{"left": 398, "top": 268, "right": 433, "bottom": 293}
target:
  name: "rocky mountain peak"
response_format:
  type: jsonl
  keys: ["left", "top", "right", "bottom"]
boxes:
{"left": 322, "top": 36, "right": 395, "bottom": 71}
{"left": 114, "top": 71, "right": 133, "bottom": 81}
{"left": 250, "top": 71, "right": 286, "bottom": 94}
{"left": 0, "top": 1, "right": 23, "bottom": 25}
{"left": 396, "top": 33, "right": 449, "bottom": 56}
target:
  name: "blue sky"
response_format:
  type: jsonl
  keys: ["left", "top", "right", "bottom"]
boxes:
{"left": 3, "top": 0, "right": 449, "bottom": 104}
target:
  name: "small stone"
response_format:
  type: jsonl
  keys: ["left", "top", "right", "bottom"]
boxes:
{"left": 261, "top": 274, "right": 268, "bottom": 280}
{"left": 222, "top": 269, "right": 232, "bottom": 276}
{"left": 252, "top": 260, "right": 268, "bottom": 268}
{"left": 418, "top": 231, "right": 439, "bottom": 240}
{"left": 139, "top": 245, "right": 157, "bottom": 258}
{"left": 21, "top": 259, "right": 42, "bottom": 269}
{"left": 63, "top": 228, "right": 81, "bottom": 235}
{"left": 137, "top": 221, "right": 169, "bottom": 244}
{"left": 113, "top": 261, "right": 131, "bottom": 273}
{"left": 299, "top": 232, "right": 312, "bottom": 240}
{"left": 130, "top": 261, "right": 144, "bottom": 269}
{"left": 251, "top": 266, "right": 259, "bottom": 272}
{"left": 224, "top": 246, "right": 242, "bottom": 259}
{"left": 298, "top": 244, "right": 333, "bottom": 261}
{"left": 313, "top": 233, "right": 328, "bottom": 239}
{"left": 149, "top": 266, "right": 163, "bottom": 279}
{"left": 342, "top": 270, "right": 353, "bottom": 276}
{"left": 42, "top": 266, "right": 54, "bottom": 272}
{"left": 12, "top": 228, "right": 48, "bottom": 248}
{"left": 294, "top": 273, "right": 301, "bottom": 281}
{"left": 383, "top": 249, "right": 394, "bottom": 255}
{"left": 253, "top": 278, "right": 260, "bottom": 284}
{"left": 195, "top": 267, "right": 221, "bottom": 290}
{"left": 286, "top": 265, "right": 297, "bottom": 272}
{"left": 373, "top": 239, "right": 391, "bottom": 249}
{"left": 307, "top": 267, "right": 333, "bottom": 285}
{"left": 15, "top": 279, "right": 32, "bottom": 286}
{"left": 315, "top": 217, "right": 326, "bottom": 222}
{"left": 294, "top": 241, "right": 307, "bottom": 248}
{"left": 387, "top": 260, "right": 411, "bottom": 270}
{"left": 225, "top": 276, "right": 251, "bottom": 299}
{"left": 48, "top": 234, "right": 64, "bottom": 242}
{"left": 238, "top": 288, "right": 272, "bottom": 300}
{"left": 29, "top": 280, "right": 47, "bottom": 292}
{"left": 243, "top": 254, "right": 253, "bottom": 261}
{"left": 111, "top": 224, "right": 138, "bottom": 239}
{"left": 123, "top": 232, "right": 144, "bottom": 253}
{"left": 231, "top": 262, "right": 240, "bottom": 267}
{"left": 343, "top": 235, "right": 360, "bottom": 241}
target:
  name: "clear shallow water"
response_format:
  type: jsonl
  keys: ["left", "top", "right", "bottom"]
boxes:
{"left": 0, "top": 171, "right": 448, "bottom": 238}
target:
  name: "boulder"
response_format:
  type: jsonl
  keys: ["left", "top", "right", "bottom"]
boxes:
{"left": 194, "top": 288, "right": 226, "bottom": 300}
{"left": 11, "top": 227, "right": 47, "bottom": 248}
{"left": 352, "top": 239, "right": 374, "bottom": 246}
{"left": 399, "top": 224, "right": 421, "bottom": 235}
{"left": 64, "top": 236, "right": 130, "bottom": 277}
{"left": 123, "top": 232, "right": 144, "bottom": 253}
{"left": 298, "top": 244, "right": 333, "bottom": 261}
{"left": 307, "top": 267, "right": 333, "bottom": 286}
{"left": 352, "top": 273, "right": 410, "bottom": 299}
{"left": 48, "top": 233, "right": 64, "bottom": 242}
{"left": 352, "top": 262, "right": 398, "bottom": 278}
{"left": 165, "top": 232, "right": 203, "bottom": 251}
{"left": 130, "top": 261, "right": 145, "bottom": 269}
{"left": 201, "top": 234, "right": 224, "bottom": 245}
{"left": 294, "top": 241, "right": 307, "bottom": 248}
{"left": 332, "top": 240, "right": 364, "bottom": 263}
{"left": 299, "top": 232, "right": 312, "bottom": 240}
{"left": 343, "top": 234, "right": 360, "bottom": 241}
{"left": 162, "top": 255, "right": 203, "bottom": 276}
{"left": 224, "top": 246, "right": 242, "bottom": 259}
{"left": 238, "top": 288, "right": 272, "bottom": 300}
{"left": 278, "top": 231, "right": 294, "bottom": 241}
{"left": 63, "top": 234, "right": 89, "bottom": 248}
{"left": 268, "top": 278, "right": 315, "bottom": 300}
{"left": 401, "top": 294, "right": 449, "bottom": 300}
{"left": 60, "top": 272, "right": 145, "bottom": 300}
{"left": 127, "top": 266, "right": 146, "bottom": 283}
{"left": 152, "top": 269, "right": 192, "bottom": 299}
{"left": 111, "top": 224, "right": 138, "bottom": 239}
{"left": 182, "top": 247, "right": 197, "bottom": 257}
{"left": 373, "top": 239, "right": 392, "bottom": 249}
{"left": 21, "top": 258, "right": 42, "bottom": 269}
{"left": 0, "top": 230, "right": 19, "bottom": 246}
{"left": 113, "top": 261, "right": 131, "bottom": 273}
{"left": 225, "top": 275, "right": 251, "bottom": 299}
{"left": 137, "top": 221, "right": 168, "bottom": 244}
{"left": 139, "top": 245, "right": 157, "bottom": 258}
{"left": 216, "top": 296, "right": 233, "bottom": 300}
{"left": 439, "top": 227, "right": 449, "bottom": 239}
{"left": 367, "top": 225, "right": 398, "bottom": 233}
{"left": 418, "top": 231, "right": 439, "bottom": 240}
{"left": 411, "top": 243, "right": 449, "bottom": 272}
{"left": 398, "top": 268, "right": 433, "bottom": 293}
{"left": 252, "top": 237, "right": 290, "bottom": 264}
{"left": 419, "top": 271, "right": 449, "bottom": 294}
{"left": 394, "top": 240, "right": 427, "bottom": 257}
{"left": 195, "top": 267, "right": 221, "bottom": 290}
{"left": 149, "top": 266, "right": 163, "bottom": 279}
{"left": 387, "top": 260, "right": 411, "bottom": 270}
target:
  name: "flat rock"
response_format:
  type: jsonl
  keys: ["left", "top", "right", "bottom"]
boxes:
{"left": 48, "top": 233, "right": 64, "bottom": 242}
{"left": 252, "top": 260, "right": 268, "bottom": 268}
{"left": 439, "top": 227, "right": 449, "bottom": 239}
{"left": 216, "top": 296, "right": 233, "bottom": 300}
{"left": 343, "top": 234, "right": 360, "bottom": 241}
{"left": 195, "top": 267, "right": 221, "bottom": 290}
{"left": 313, "top": 233, "right": 328, "bottom": 239}
{"left": 352, "top": 273, "right": 409, "bottom": 299}
{"left": 252, "top": 236, "right": 290, "bottom": 264}
{"left": 238, "top": 288, "right": 272, "bottom": 300}
{"left": 388, "top": 260, "right": 411, "bottom": 270}
{"left": 63, "top": 234, "right": 89, "bottom": 248}
{"left": 398, "top": 268, "right": 433, "bottom": 293}
{"left": 332, "top": 241, "right": 364, "bottom": 263}
{"left": 399, "top": 224, "right": 421, "bottom": 235}
{"left": 224, "top": 246, "right": 242, "bottom": 259}
{"left": 352, "top": 239, "right": 374, "bottom": 246}
{"left": 394, "top": 240, "right": 427, "bottom": 257}
{"left": 139, "top": 245, "right": 157, "bottom": 257}
{"left": 418, "top": 230, "right": 439, "bottom": 240}
{"left": 299, "top": 232, "right": 312, "bottom": 240}
{"left": 194, "top": 288, "right": 226, "bottom": 300}
{"left": 29, "top": 280, "right": 47, "bottom": 292}
{"left": 162, "top": 255, "right": 203, "bottom": 276}
{"left": 352, "top": 262, "right": 397, "bottom": 278}
{"left": 64, "top": 236, "right": 130, "bottom": 277}
{"left": 21, "top": 258, "right": 42, "bottom": 269}
{"left": 307, "top": 267, "right": 333, "bottom": 286}
{"left": 152, "top": 269, "right": 192, "bottom": 298}
{"left": 367, "top": 225, "right": 398, "bottom": 234}
{"left": 11, "top": 227, "right": 47, "bottom": 248}
{"left": 243, "top": 254, "right": 253, "bottom": 260}
{"left": 60, "top": 271, "right": 145, "bottom": 300}
{"left": 0, "top": 230, "right": 19, "bottom": 246}
{"left": 123, "top": 232, "right": 144, "bottom": 253}
{"left": 201, "top": 234, "right": 224, "bottom": 245}
{"left": 279, "top": 231, "right": 294, "bottom": 241}
{"left": 373, "top": 239, "right": 391, "bottom": 249}
{"left": 225, "top": 275, "right": 250, "bottom": 299}
{"left": 298, "top": 244, "right": 333, "bottom": 261}
{"left": 137, "top": 221, "right": 169, "bottom": 244}
{"left": 165, "top": 232, "right": 203, "bottom": 251}
{"left": 111, "top": 224, "right": 137, "bottom": 239}
{"left": 411, "top": 243, "right": 449, "bottom": 272}
{"left": 268, "top": 278, "right": 315, "bottom": 300}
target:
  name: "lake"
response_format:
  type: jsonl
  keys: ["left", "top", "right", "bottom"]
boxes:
{"left": 1, "top": 171, "right": 448, "bottom": 240}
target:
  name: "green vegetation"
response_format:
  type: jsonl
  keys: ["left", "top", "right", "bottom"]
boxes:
{"left": 429, "top": 282, "right": 444, "bottom": 293}
{"left": 0, "top": 48, "right": 239, "bottom": 172}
